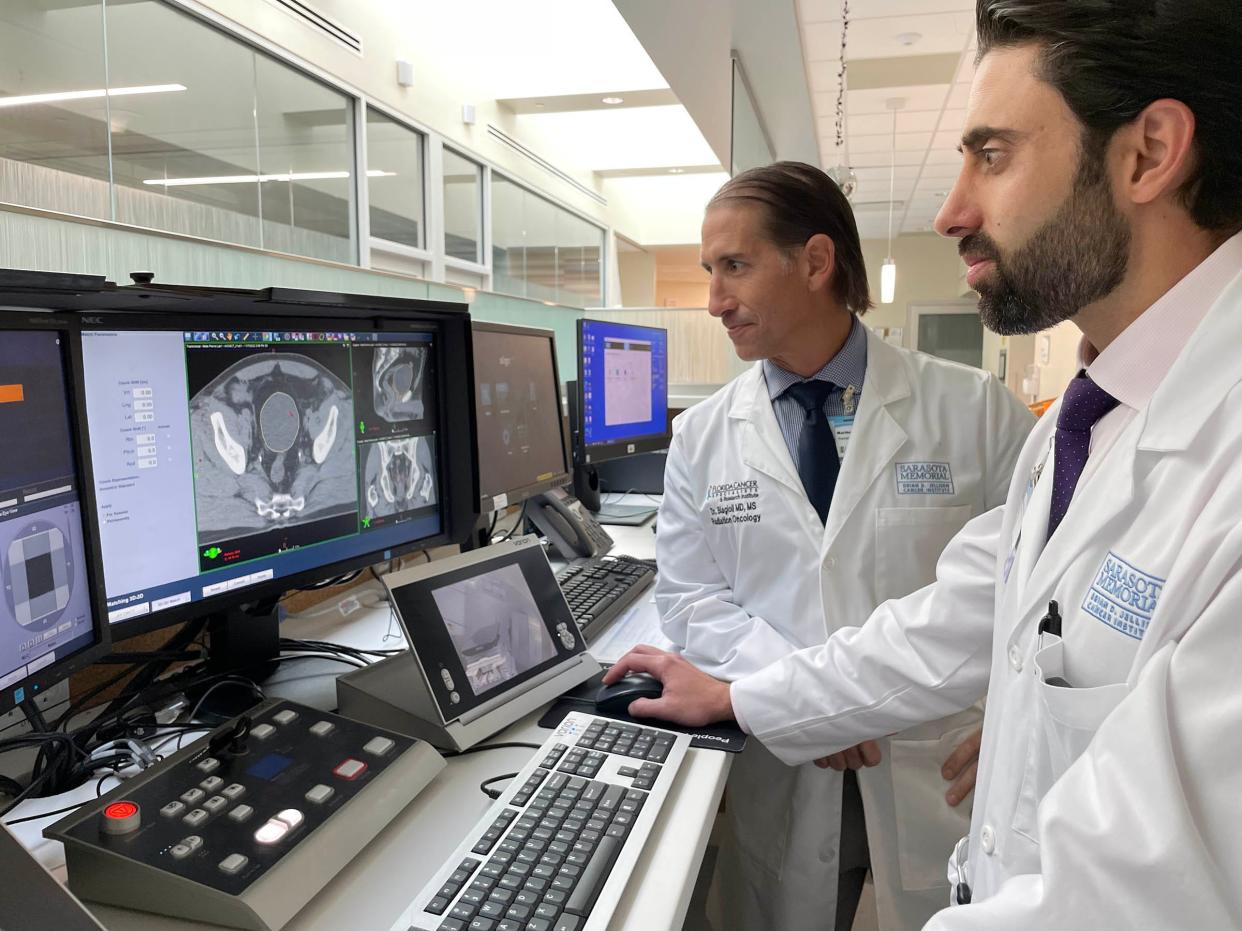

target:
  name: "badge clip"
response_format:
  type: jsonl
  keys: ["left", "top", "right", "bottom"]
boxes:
{"left": 842, "top": 385, "right": 858, "bottom": 415}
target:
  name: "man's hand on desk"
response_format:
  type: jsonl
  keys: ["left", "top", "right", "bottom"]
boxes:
{"left": 603, "top": 645, "right": 734, "bottom": 727}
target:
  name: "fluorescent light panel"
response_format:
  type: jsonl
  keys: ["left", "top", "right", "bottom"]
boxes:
{"left": 143, "top": 170, "right": 395, "bottom": 187}
{"left": 0, "top": 84, "right": 187, "bottom": 109}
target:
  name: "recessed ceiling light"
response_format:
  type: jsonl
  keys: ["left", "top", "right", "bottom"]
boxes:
{"left": 896, "top": 32, "right": 922, "bottom": 46}
{"left": 668, "top": 167, "right": 684, "bottom": 174}
{"left": 601, "top": 96, "right": 624, "bottom": 105}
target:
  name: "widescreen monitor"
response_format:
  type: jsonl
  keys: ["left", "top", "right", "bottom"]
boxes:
{"left": 77, "top": 303, "right": 476, "bottom": 638}
{"left": 574, "top": 319, "right": 669, "bottom": 465}
{"left": 0, "top": 313, "right": 108, "bottom": 714}
{"left": 472, "top": 322, "right": 571, "bottom": 513}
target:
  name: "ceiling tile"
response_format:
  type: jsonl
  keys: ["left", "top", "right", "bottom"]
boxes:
{"left": 947, "top": 82, "right": 971, "bottom": 109}
{"left": 848, "top": 84, "right": 951, "bottom": 113}
{"left": 848, "top": 130, "right": 934, "bottom": 154}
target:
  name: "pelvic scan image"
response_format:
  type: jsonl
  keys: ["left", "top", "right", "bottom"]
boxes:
{"left": 371, "top": 346, "right": 427, "bottom": 423}
{"left": 2, "top": 515, "right": 74, "bottom": 631}
{"left": 432, "top": 564, "right": 557, "bottom": 695}
{"left": 360, "top": 435, "right": 436, "bottom": 520}
{"left": 189, "top": 352, "right": 357, "bottom": 545}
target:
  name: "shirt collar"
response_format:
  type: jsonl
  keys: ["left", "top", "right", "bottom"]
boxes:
{"left": 1082, "top": 231, "right": 1242, "bottom": 411}
{"left": 763, "top": 316, "right": 868, "bottom": 401}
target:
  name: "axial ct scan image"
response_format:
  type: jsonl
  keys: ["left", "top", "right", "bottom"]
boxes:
{"left": 360, "top": 435, "right": 437, "bottom": 520}
{"left": 188, "top": 351, "right": 357, "bottom": 546}
{"left": 371, "top": 346, "right": 427, "bottom": 422}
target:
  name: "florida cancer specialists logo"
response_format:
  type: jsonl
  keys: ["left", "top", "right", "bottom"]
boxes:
{"left": 704, "top": 479, "right": 761, "bottom": 526}
{"left": 1082, "top": 551, "right": 1165, "bottom": 641}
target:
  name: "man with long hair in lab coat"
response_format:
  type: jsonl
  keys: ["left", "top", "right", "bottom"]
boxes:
{"left": 655, "top": 161, "right": 1033, "bottom": 930}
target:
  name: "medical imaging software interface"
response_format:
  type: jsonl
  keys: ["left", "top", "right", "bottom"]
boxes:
{"left": 474, "top": 328, "right": 567, "bottom": 499}
{"left": 81, "top": 327, "right": 441, "bottom": 625}
{"left": 431, "top": 563, "right": 557, "bottom": 697}
{"left": 0, "top": 332, "right": 95, "bottom": 692}
{"left": 579, "top": 320, "right": 668, "bottom": 448}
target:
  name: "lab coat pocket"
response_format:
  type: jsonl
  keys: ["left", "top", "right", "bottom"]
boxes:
{"left": 874, "top": 506, "right": 974, "bottom": 604}
{"left": 1010, "top": 638, "right": 1127, "bottom": 844}
{"left": 726, "top": 741, "right": 795, "bottom": 878}
{"left": 889, "top": 707, "right": 981, "bottom": 891}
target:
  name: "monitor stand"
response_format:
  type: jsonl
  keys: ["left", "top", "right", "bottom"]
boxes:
{"left": 192, "top": 602, "right": 282, "bottom": 723}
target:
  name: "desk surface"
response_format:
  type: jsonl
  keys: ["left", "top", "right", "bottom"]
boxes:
{"left": 8, "top": 508, "right": 731, "bottom": 931}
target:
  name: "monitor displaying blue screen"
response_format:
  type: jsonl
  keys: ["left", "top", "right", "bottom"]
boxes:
{"left": 578, "top": 320, "right": 667, "bottom": 448}
{"left": 81, "top": 326, "right": 442, "bottom": 626}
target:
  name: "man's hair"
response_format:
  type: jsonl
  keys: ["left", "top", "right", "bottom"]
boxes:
{"left": 977, "top": 0, "right": 1242, "bottom": 234}
{"left": 707, "top": 161, "right": 873, "bottom": 314}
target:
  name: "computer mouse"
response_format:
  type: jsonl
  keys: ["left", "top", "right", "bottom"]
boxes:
{"left": 595, "top": 673, "right": 664, "bottom": 716}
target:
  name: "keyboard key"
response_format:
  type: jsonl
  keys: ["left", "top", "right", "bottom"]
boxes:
{"left": 553, "top": 916, "right": 582, "bottom": 931}
{"left": 437, "top": 921, "right": 466, "bottom": 931}
{"left": 563, "top": 835, "right": 623, "bottom": 917}
{"left": 426, "top": 896, "right": 450, "bottom": 915}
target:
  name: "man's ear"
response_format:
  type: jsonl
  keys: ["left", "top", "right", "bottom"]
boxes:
{"left": 1115, "top": 98, "right": 1197, "bottom": 209}
{"left": 803, "top": 233, "right": 837, "bottom": 293}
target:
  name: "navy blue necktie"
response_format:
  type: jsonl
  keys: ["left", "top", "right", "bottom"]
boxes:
{"left": 783, "top": 380, "right": 841, "bottom": 524}
{"left": 1047, "top": 370, "right": 1119, "bottom": 541}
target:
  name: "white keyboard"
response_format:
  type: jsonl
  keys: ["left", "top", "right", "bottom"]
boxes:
{"left": 407, "top": 711, "right": 691, "bottom": 931}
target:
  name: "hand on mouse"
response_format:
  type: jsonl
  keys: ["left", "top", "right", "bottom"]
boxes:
{"left": 603, "top": 645, "right": 733, "bottom": 726}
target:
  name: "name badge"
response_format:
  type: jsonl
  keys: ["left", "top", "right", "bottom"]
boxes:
{"left": 828, "top": 415, "right": 854, "bottom": 460}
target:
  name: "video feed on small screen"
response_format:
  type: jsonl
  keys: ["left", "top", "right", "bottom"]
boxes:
{"left": 187, "top": 346, "right": 358, "bottom": 571}
{"left": 431, "top": 564, "right": 557, "bottom": 695}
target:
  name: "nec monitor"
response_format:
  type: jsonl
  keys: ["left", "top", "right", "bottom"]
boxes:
{"left": 574, "top": 319, "right": 669, "bottom": 465}
{"left": 472, "top": 322, "right": 571, "bottom": 513}
{"left": 77, "top": 303, "right": 477, "bottom": 638}
{"left": 0, "top": 313, "right": 109, "bottom": 715}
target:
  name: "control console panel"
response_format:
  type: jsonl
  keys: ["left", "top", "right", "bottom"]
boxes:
{"left": 46, "top": 698, "right": 445, "bottom": 931}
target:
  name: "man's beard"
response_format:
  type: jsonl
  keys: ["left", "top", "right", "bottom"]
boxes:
{"left": 963, "top": 154, "right": 1131, "bottom": 336}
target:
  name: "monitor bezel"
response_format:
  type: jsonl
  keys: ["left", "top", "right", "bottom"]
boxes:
{"left": 573, "top": 318, "right": 671, "bottom": 466}
{"left": 75, "top": 305, "right": 478, "bottom": 641}
{"left": 471, "top": 321, "right": 572, "bottom": 514}
{"left": 0, "top": 310, "right": 111, "bottom": 717}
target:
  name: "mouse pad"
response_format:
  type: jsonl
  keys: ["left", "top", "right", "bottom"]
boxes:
{"left": 539, "top": 668, "right": 748, "bottom": 753}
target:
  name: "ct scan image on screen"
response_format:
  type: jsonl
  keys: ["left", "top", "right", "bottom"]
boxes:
{"left": 359, "top": 434, "right": 437, "bottom": 529}
{"left": 431, "top": 563, "right": 557, "bottom": 696}
{"left": 354, "top": 343, "right": 431, "bottom": 440}
{"left": 186, "top": 343, "right": 358, "bottom": 571}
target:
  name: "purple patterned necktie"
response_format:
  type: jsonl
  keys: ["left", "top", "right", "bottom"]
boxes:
{"left": 1047, "top": 370, "right": 1120, "bottom": 541}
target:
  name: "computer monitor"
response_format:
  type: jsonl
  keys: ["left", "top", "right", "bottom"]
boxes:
{"left": 574, "top": 319, "right": 670, "bottom": 466}
{"left": 0, "top": 312, "right": 109, "bottom": 715}
{"left": 75, "top": 296, "right": 478, "bottom": 640}
{"left": 472, "top": 322, "right": 571, "bottom": 514}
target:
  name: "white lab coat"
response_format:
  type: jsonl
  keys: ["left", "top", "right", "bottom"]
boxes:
{"left": 733, "top": 271, "right": 1242, "bottom": 928}
{"left": 657, "top": 328, "right": 1034, "bottom": 930}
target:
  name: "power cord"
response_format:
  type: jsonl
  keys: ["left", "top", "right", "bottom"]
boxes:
{"left": 480, "top": 773, "right": 519, "bottom": 800}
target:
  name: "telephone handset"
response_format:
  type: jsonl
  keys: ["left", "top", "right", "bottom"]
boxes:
{"left": 528, "top": 486, "right": 614, "bottom": 560}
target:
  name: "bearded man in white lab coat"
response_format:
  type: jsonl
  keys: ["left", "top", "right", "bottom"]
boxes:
{"left": 656, "top": 162, "right": 1033, "bottom": 931}
{"left": 608, "top": 1, "right": 1242, "bottom": 928}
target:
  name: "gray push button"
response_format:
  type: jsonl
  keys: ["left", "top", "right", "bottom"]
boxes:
{"left": 203, "top": 795, "right": 229, "bottom": 814}
{"left": 200, "top": 776, "right": 224, "bottom": 793}
{"left": 273, "top": 709, "right": 298, "bottom": 726}
{"left": 170, "top": 843, "right": 192, "bottom": 860}
{"left": 251, "top": 724, "right": 276, "bottom": 741}
{"left": 310, "top": 720, "right": 335, "bottom": 737}
{"left": 219, "top": 853, "right": 249, "bottom": 875}
{"left": 228, "top": 804, "right": 254, "bottom": 823}
{"left": 222, "top": 783, "right": 246, "bottom": 801}
{"left": 195, "top": 757, "right": 220, "bottom": 775}
{"left": 180, "top": 788, "right": 205, "bottom": 806}
{"left": 160, "top": 801, "right": 186, "bottom": 819}
{"left": 363, "top": 736, "right": 395, "bottom": 757}
{"left": 183, "top": 808, "right": 209, "bottom": 828}
{"left": 305, "top": 784, "right": 334, "bottom": 805}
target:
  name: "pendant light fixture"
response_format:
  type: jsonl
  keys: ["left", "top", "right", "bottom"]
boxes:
{"left": 828, "top": 0, "right": 857, "bottom": 199}
{"left": 881, "top": 97, "right": 904, "bottom": 304}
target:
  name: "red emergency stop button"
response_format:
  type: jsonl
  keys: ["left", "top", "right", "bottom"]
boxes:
{"left": 102, "top": 800, "right": 141, "bottom": 835}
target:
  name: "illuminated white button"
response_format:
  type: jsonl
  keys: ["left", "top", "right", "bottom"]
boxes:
{"left": 222, "top": 783, "right": 246, "bottom": 801}
{"left": 180, "top": 788, "right": 205, "bottom": 806}
{"left": 203, "top": 796, "right": 229, "bottom": 815}
{"left": 363, "top": 736, "right": 395, "bottom": 758}
{"left": 182, "top": 835, "right": 204, "bottom": 852}
{"left": 160, "top": 801, "right": 186, "bottom": 819}
{"left": 200, "top": 776, "right": 224, "bottom": 793}
{"left": 251, "top": 724, "right": 276, "bottom": 741}
{"left": 228, "top": 804, "right": 254, "bottom": 823}
{"left": 183, "top": 809, "right": 209, "bottom": 828}
{"left": 310, "top": 721, "right": 335, "bottom": 737}
{"left": 333, "top": 758, "right": 368, "bottom": 781}
{"left": 275, "top": 809, "right": 304, "bottom": 831}
{"left": 980, "top": 825, "right": 996, "bottom": 855}
{"left": 305, "top": 784, "right": 334, "bottom": 805}
{"left": 1008, "top": 645, "right": 1024, "bottom": 672}
{"left": 253, "top": 819, "right": 289, "bottom": 845}
{"left": 273, "top": 710, "right": 298, "bottom": 726}
{"left": 196, "top": 758, "right": 221, "bottom": 775}
{"left": 219, "top": 853, "right": 249, "bottom": 875}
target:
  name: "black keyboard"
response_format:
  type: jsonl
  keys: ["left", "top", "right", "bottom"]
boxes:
{"left": 555, "top": 557, "right": 655, "bottom": 640}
